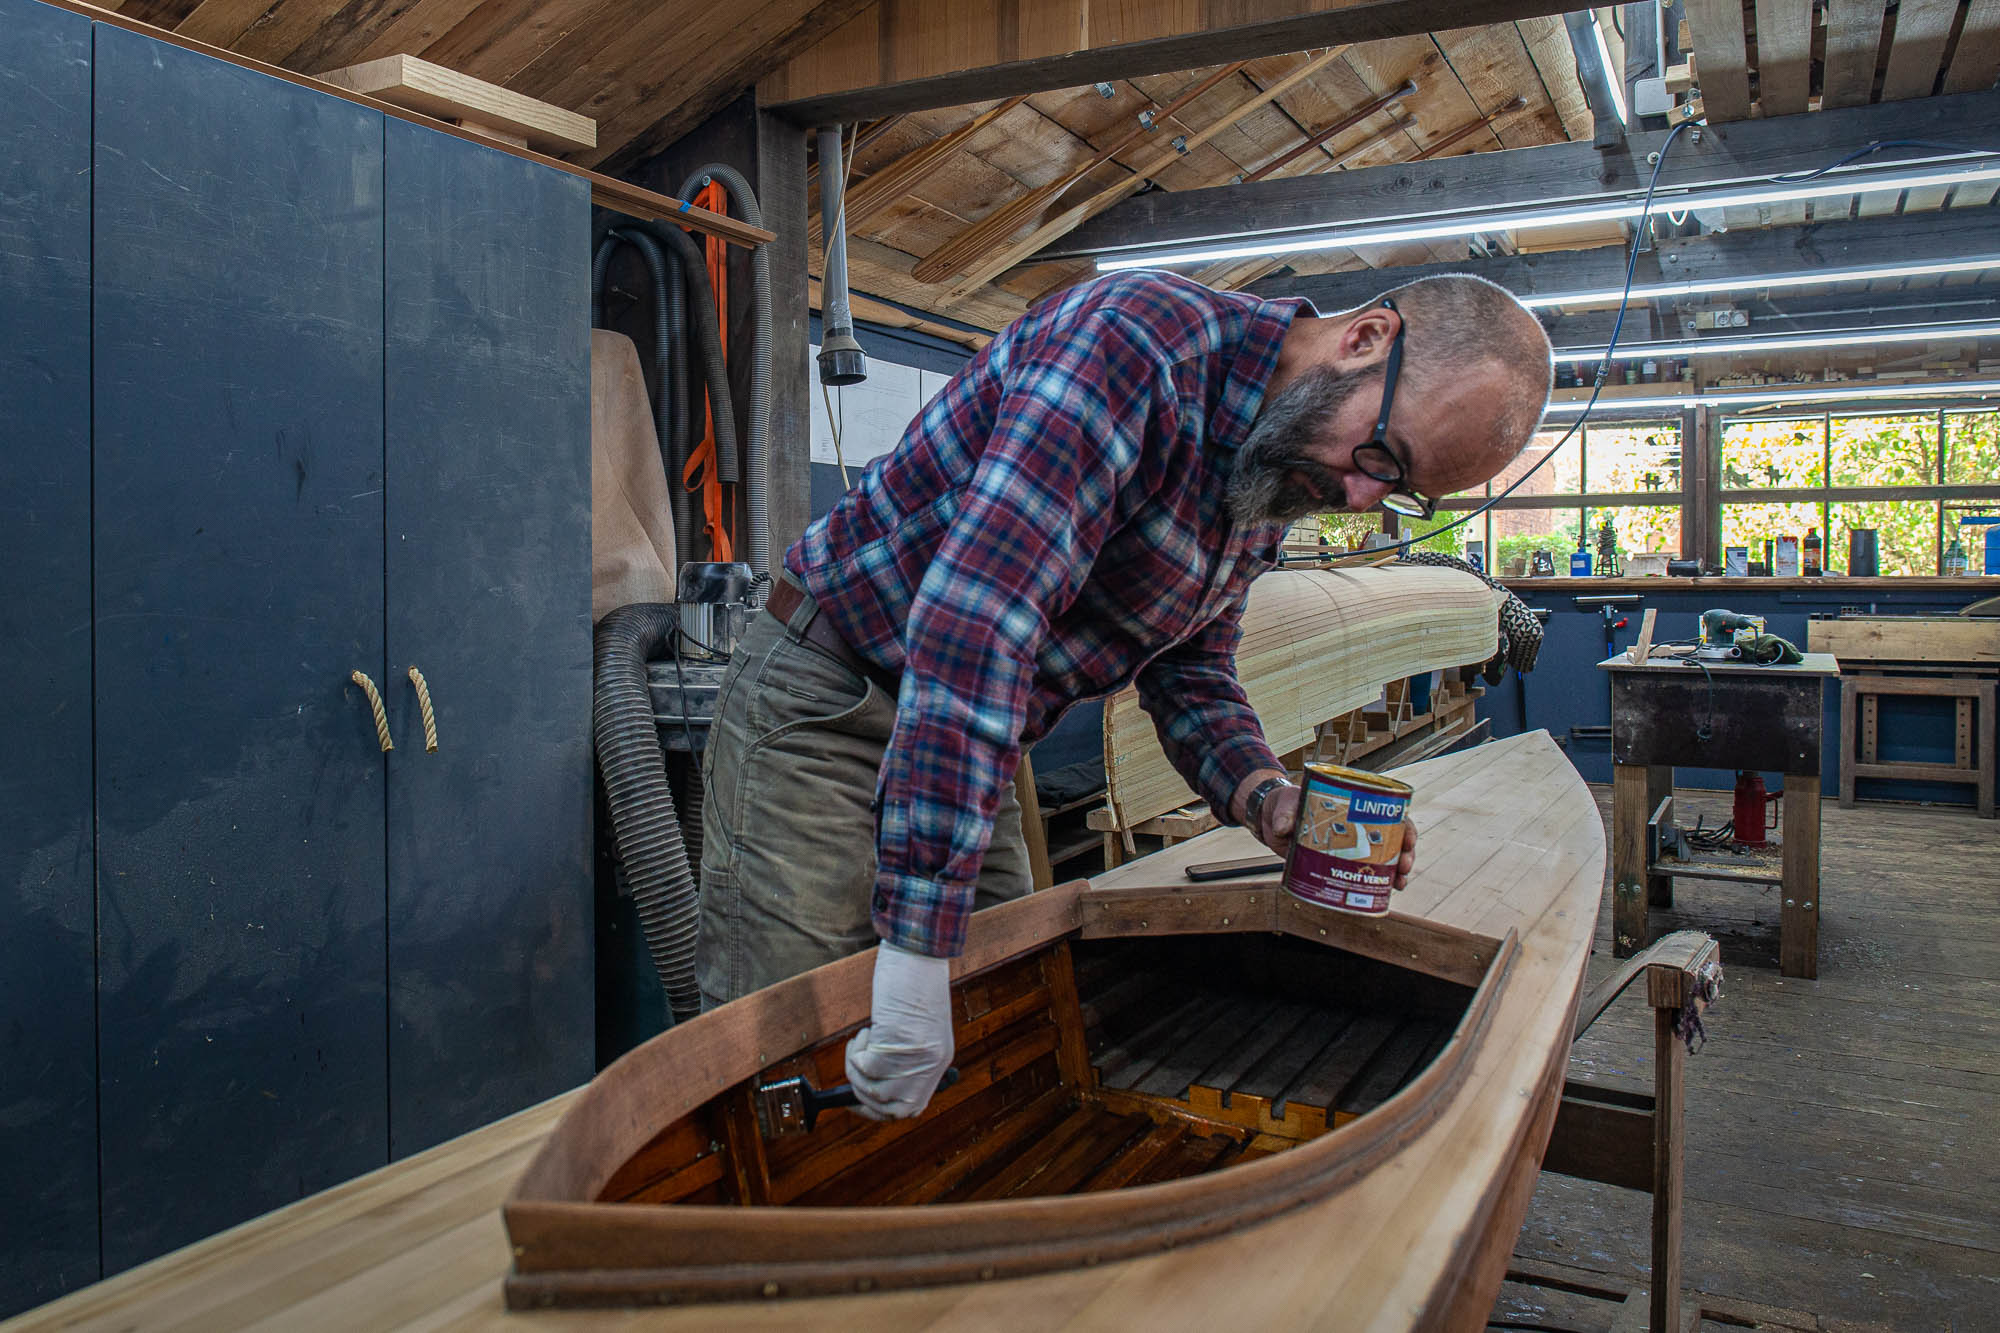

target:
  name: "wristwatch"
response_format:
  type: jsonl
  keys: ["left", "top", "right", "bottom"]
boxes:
{"left": 1243, "top": 775, "right": 1293, "bottom": 833}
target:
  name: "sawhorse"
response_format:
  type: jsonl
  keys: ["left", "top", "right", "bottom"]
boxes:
{"left": 1542, "top": 930, "right": 1722, "bottom": 1333}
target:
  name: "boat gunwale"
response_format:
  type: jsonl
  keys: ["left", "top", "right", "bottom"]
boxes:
{"left": 503, "top": 910, "right": 1519, "bottom": 1305}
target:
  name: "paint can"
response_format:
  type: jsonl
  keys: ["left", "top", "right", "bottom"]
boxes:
{"left": 1283, "top": 763, "right": 1413, "bottom": 915}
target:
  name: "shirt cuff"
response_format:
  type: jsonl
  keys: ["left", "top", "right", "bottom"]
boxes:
{"left": 1204, "top": 732, "right": 1285, "bottom": 824}
{"left": 870, "top": 869, "right": 968, "bottom": 959}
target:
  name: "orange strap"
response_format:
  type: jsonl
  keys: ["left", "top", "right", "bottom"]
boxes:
{"left": 681, "top": 181, "right": 733, "bottom": 562}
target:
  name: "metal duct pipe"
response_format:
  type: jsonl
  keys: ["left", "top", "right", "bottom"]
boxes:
{"left": 1564, "top": 10, "right": 1627, "bottom": 149}
{"left": 815, "top": 125, "right": 868, "bottom": 387}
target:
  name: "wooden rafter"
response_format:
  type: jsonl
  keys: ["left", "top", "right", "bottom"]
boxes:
{"left": 1241, "top": 78, "right": 1415, "bottom": 183}
{"left": 808, "top": 97, "right": 1028, "bottom": 252}
{"left": 760, "top": 0, "right": 1581, "bottom": 123}
{"left": 910, "top": 63, "right": 1250, "bottom": 285}
{"left": 936, "top": 46, "right": 1353, "bottom": 305}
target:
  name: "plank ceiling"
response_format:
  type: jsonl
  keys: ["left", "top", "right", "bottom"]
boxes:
{"left": 828, "top": 2, "right": 2000, "bottom": 337}
{"left": 84, "top": 0, "right": 2000, "bottom": 342}
{"left": 820, "top": 25, "right": 1594, "bottom": 337}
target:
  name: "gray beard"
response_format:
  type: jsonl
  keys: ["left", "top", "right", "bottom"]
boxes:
{"left": 1226, "top": 364, "right": 1368, "bottom": 527}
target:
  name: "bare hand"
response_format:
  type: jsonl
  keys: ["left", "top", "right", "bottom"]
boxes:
{"left": 1391, "top": 819, "right": 1417, "bottom": 892}
{"left": 1257, "top": 781, "right": 1300, "bottom": 853}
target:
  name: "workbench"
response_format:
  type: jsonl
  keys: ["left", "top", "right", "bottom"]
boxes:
{"left": 1598, "top": 652, "right": 1840, "bottom": 979}
{"left": 1806, "top": 616, "right": 1998, "bottom": 818}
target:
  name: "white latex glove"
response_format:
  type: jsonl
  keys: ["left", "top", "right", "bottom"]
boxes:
{"left": 843, "top": 941, "right": 954, "bottom": 1120}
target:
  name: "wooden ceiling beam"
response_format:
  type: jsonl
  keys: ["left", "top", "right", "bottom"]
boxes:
{"left": 1680, "top": 0, "right": 1750, "bottom": 121}
{"left": 1043, "top": 89, "right": 2000, "bottom": 262}
{"left": 1247, "top": 208, "right": 2000, "bottom": 313}
{"left": 758, "top": 0, "right": 1580, "bottom": 124}
{"left": 1543, "top": 292, "right": 2000, "bottom": 350}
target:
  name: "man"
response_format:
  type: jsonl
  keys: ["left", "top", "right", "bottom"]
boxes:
{"left": 697, "top": 269, "right": 1552, "bottom": 1119}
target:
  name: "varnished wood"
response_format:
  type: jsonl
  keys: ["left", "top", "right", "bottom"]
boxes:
{"left": 1102, "top": 565, "right": 1504, "bottom": 829}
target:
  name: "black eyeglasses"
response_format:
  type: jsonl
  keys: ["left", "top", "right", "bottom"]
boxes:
{"left": 1350, "top": 298, "right": 1435, "bottom": 520}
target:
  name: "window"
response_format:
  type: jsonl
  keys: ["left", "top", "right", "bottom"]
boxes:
{"left": 1311, "top": 399, "right": 2000, "bottom": 580}
{"left": 1427, "top": 418, "right": 1684, "bottom": 576}
{"left": 1718, "top": 409, "right": 2000, "bottom": 574}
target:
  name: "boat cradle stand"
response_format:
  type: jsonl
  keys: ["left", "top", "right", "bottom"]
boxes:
{"left": 1541, "top": 929, "right": 1723, "bottom": 1333}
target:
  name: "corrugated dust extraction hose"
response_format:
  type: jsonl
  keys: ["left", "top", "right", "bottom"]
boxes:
{"left": 593, "top": 604, "right": 701, "bottom": 1022}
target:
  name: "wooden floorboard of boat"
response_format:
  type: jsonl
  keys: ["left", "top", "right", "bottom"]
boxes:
{"left": 10, "top": 731, "right": 1607, "bottom": 1331}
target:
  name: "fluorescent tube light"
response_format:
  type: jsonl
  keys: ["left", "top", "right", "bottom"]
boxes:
{"left": 1554, "top": 321, "right": 2000, "bottom": 362}
{"left": 1518, "top": 256, "right": 2000, "bottom": 309}
{"left": 1541, "top": 378, "right": 2000, "bottom": 413}
{"left": 1094, "top": 159, "right": 2000, "bottom": 271}
{"left": 1592, "top": 20, "right": 1628, "bottom": 127}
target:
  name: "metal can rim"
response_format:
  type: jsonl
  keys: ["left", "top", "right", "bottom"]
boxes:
{"left": 1300, "top": 762, "right": 1413, "bottom": 799}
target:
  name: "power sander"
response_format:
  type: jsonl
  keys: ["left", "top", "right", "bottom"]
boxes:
{"left": 1698, "top": 608, "right": 1803, "bottom": 665}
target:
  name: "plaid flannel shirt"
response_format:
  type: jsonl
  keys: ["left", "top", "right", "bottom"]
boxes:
{"left": 789, "top": 271, "right": 1308, "bottom": 957}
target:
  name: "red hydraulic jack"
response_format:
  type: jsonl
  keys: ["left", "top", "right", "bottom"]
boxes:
{"left": 1731, "top": 771, "right": 1779, "bottom": 846}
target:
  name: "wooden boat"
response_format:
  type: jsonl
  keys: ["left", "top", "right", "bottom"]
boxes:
{"left": 504, "top": 730, "right": 1605, "bottom": 1326}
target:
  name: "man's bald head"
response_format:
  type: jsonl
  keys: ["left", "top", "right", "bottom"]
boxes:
{"left": 1373, "top": 273, "right": 1553, "bottom": 465}
{"left": 1230, "top": 272, "right": 1553, "bottom": 526}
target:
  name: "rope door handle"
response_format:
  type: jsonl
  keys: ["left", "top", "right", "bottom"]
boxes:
{"left": 407, "top": 666, "right": 439, "bottom": 753}
{"left": 350, "top": 670, "right": 393, "bottom": 752}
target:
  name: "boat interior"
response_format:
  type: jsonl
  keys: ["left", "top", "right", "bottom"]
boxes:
{"left": 595, "top": 930, "right": 1480, "bottom": 1209}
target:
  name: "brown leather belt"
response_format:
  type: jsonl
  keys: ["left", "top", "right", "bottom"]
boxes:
{"left": 765, "top": 578, "right": 900, "bottom": 694}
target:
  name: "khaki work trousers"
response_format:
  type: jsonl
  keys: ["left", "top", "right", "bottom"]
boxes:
{"left": 695, "top": 583, "right": 1032, "bottom": 1009}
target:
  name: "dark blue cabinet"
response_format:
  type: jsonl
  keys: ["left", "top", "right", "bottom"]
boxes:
{"left": 0, "top": 1, "right": 98, "bottom": 1315}
{"left": 1, "top": 11, "right": 592, "bottom": 1312}
{"left": 383, "top": 121, "right": 593, "bottom": 1158}
{"left": 91, "top": 26, "right": 393, "bottom": 1274}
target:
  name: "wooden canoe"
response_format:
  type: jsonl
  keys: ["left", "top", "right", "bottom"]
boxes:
{"left": 12, "top": 730, "right": 1600, "bottom": 1331}
{"left": 503, "top": 729, "right": 1603, "bottom": 1325}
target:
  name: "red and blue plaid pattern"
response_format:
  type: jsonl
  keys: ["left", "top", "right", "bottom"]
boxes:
{"left": 789, "top": 272, "right": 1308, "bottom": 957}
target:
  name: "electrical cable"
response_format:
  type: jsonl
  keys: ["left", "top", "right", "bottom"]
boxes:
{"left": 1351, "top": 128, "right": 2000, "bottom": 558}
{"left": 1354, "top": 118, "right": 1696, "bottom": 556}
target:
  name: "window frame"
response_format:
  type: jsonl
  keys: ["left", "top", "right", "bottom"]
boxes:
{"left": 1713, "top": 405, "right": 2000, "bottom": 575}
{"left": 1426, "top": 415, "right": 1688, "bottom": 572}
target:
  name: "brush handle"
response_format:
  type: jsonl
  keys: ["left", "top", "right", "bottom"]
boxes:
{"left": 810, "top": 1066, "right": 960, "bottom": 1124}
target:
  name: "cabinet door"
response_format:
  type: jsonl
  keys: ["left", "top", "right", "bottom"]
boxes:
{"left": 383, "top": 120, "right": 593, "bottom": 1156}
{"left": 92, "top": 28, "right": 389, "bottom": 1272}
{"left": 0, "top": 1, "right": 97, "bottom": 1314}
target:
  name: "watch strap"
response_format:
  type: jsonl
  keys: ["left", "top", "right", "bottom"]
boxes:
{"left": 1243, "top": 775, "right": 1291, "bottom": 830}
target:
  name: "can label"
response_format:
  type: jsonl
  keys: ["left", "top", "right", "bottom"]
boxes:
{"left": 1283, "top": 764, "right": 1412, "bottom": 915}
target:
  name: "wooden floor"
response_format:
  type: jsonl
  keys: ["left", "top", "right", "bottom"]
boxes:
{"left": 1497, "top": 786, "right": 2000, "bottom": 1331}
